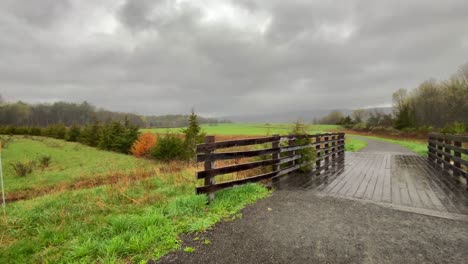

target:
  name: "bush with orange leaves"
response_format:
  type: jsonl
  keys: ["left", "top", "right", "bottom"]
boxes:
{"left": 130, "top": 132, "right": 157, "bottom": 157}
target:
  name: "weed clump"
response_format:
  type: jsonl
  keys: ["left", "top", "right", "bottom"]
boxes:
{"left": 11, "top": 161, "right": 35, "bottom": 177}
{"left": 38, "top": 155, "right": 52, "bottom": 169}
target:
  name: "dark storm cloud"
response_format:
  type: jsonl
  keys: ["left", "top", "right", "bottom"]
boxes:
{"left": 1, "top": 0, "right": 467, "bottom": 116}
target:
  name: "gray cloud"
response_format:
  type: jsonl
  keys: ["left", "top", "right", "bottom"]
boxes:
{"left": 1, "top": 0, "right": 467, "bottom": 117}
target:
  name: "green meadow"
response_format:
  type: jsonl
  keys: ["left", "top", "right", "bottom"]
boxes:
{"left": 0, "top": 136, "right": 154, "bottom": 196}
{"left": 141, "top": 123, "right": 343, "bottom": 136}
{"left": 0, "top": 136, "right": 269, "bottom": 263}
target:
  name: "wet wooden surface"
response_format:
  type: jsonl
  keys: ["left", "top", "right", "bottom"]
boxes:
{"left": 279, "top": 152, "right": 468, "bottom": 215}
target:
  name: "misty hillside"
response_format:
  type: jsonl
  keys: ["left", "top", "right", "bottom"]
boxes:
{"left": 224, "top": 107, "right": 392, "bottom": 123}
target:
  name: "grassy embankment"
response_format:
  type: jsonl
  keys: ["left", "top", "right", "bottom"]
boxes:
{"left": 0, "top": 136, "right": 269, "bottom": 263}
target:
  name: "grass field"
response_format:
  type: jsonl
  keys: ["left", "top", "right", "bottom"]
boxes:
{"left": 1, "top": 136, "right": 155, "bottom": 197}
{"left": 142, "top": 123, "right": 368, "bottom": 152}
{"left": 0, "top": 136, "right": 270, "bottom": 263}
{"left": 141, "top": 123, "right": 343, "bottom": 136}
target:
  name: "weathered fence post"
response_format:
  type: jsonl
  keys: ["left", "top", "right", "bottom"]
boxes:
{"left": 324, "top": 135, "right": 330, "bottom": 167}
{"left": 340, "top": 133, "right": 345, "bottom": 156}
{"left": 437, "top": 137, "right": 443, "bottom": 166}
{"left": 204, "top": 136, "right": 216, "bottom": 201}
{"left": 288, "top": 135, "right": 296, "bottom": 166}
{"left": 315, "top": 135, "right": 321, "bottom": 175}
{"left": 331, "top": 134, "right": 337, "bottom": 161}
{"left": 444, "top": 138, "right": 451, "bottom": 166}
{"left": 454, "top": 140, "right": 462, "bottom": 179}
{"left": 428, "top": 135, "right": 435, "bottom": 162}
{"left": 272, "top": 134, "right": 280, "bottom": 187}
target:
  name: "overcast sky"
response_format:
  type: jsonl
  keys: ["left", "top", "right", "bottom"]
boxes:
{"left": 1, "top": 0, "right": 467, "bottom": 116}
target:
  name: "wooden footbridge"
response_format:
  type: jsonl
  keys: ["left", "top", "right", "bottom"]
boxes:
{"left": 195, "top": 133, "right": 468, "bottom": 217}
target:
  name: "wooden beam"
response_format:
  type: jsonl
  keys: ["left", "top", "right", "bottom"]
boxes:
{"left": 196, "top": 135, "right": 280, "bottom": 152}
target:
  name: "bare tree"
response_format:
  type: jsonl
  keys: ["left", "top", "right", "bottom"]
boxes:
{"left": 352, "top": 108, "right": 368, "bottom": 123}
{"left": 392, "top": 88, "right": 407, "bottom": 116}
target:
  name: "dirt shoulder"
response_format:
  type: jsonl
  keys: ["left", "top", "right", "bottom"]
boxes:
{"left": 157, "top": 190, "right": 468, "bottom": 264}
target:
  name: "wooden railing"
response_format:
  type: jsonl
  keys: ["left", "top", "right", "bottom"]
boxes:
{"left": 428, "top": 133, "right": 468, "bottom": 181}
{"left": 196, "top": 133, "right": 345, "bottom": 199}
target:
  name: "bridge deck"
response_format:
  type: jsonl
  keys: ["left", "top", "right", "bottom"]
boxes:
{"left": 279, "top": 152, "right": 468, "bottom": 216}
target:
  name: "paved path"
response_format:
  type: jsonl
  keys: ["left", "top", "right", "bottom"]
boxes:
{"left": 351, "top": 135, "right": 416, "bottom": 154}
{"left": 157, "top": 137, "right": 468, "bottom": 264}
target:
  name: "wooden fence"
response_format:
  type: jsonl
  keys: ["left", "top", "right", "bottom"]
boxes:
{"left": 428, "top": 133, "right": 468, "bottom": 182}
{"left": 196, "top": 133, "right": 345, "bottom": 199}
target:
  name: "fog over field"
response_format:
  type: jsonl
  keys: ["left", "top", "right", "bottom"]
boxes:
{"left": 1, "top": 0, "right": 467, "bottom": 117}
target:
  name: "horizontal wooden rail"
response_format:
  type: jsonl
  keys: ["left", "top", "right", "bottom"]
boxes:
{"left": 428, "top": 133, "right": 468, "bottom": 184}
{"left": 196, "top": 135, "right": 280, "bottom": 152}
{"left": 429, "top": 133, "right": 468, "bottom": 143}
{"left": 197, "top": 154, "right": 302, "bottom": 179}
{"left": 196, "top": 133, "right": 345, "bottom": 199}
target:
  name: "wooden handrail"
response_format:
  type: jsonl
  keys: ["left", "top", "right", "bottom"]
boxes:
{"left": 196, "top": 133, "right": 345, "bottom": 200}
{"left": 427, "top": 133, "right": 468, "bottom": 183}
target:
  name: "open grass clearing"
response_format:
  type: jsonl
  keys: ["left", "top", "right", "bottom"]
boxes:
{"left": 0, "top": 136, "right": 156, "bottom": 199}
{"left": 0, "top": 136, "right": 270, "bottom": 263}
{"left": 141, "top": 123, "right": 343, "bottom": 136}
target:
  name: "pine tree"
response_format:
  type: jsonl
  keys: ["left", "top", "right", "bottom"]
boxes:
{"left": 66, "top": 124, "right": 81, "bottom": 142}
{"left": 183, "top": 110, "right": 206, "bottom": 160}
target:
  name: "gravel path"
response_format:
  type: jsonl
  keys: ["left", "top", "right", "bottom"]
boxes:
{"left": 157, "top": 191, "right": 468, "bottom": 264}
{"left": 351, "top": 135, "right": 417, "bottom": 155}
{"left": 156, "top": 136, "right": 468, "bottom": 264}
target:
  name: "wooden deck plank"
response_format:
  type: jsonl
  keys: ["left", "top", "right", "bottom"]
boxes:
{"left": 327, "top": 153, "right": 369, "bottom": 195}
{"left": 372, "top": 154, "right": 388, "bottom": 202}
{"left": 342, "top": 154, "right": 375, "bottom": 197}
{"left": 286, "top": 151, "right": 468, "bottom": 216}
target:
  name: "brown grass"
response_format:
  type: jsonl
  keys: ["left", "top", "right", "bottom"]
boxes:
{"left": 5, "top": 162, "right": 197, "bottom": 202}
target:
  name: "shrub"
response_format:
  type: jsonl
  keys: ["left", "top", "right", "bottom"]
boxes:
{"left": 66, "top": 124, "right": 81, "bottom": 142}
{"left": 11, "top": 161, "right": 35, "bottom": 177}
{"left": 29, "top": 127, "right": 42, "bottom": 136}
{"left": 151, "top": 134, "right": 188, "bottom": 161}
{"left": 44, "top": 124, "right": 67, "bottom": 139}
{"left": 352, "top": 122, "right": 367, "bottom": 131}
{"left": 38, "top": 155, "right": 52, "bottom": 169}
{"left": 289, "top": 120, "right": 316, "bottom": 173}
{"left": 131, "top": 132, "right": 157, "bottom": 157}
{"left": 441, "top": 121, "right": 466, "bottom": 134}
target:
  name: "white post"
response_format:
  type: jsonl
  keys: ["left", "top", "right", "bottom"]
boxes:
{"left": 0, "top": 141, "right": 5, "bottom": 214}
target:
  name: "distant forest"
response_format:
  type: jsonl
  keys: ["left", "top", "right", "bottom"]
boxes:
{"left": 0, "top": 98, "right": 230, "bottom": 128}
{"left": 316, "top": 63, "right": 468, "bottom": 132}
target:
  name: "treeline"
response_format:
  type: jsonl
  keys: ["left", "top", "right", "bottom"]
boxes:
{"left": 0, "top": 100, "right": 229, "bottom": 128}
{"left": 1, "top": 111, "right": 208, "bottom": 162}
{"left": 317, "top": 63, "right": 468, "bottom": 134}
{"left": 0, "top": 119, "right": 139, "bottom": 154}
{"left": 392, "top": 65, "right": 468, "bottom": 129}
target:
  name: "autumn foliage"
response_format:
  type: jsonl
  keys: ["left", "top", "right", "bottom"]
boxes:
{"left": 131, "top": 132, "right": 157, "bottom": 157}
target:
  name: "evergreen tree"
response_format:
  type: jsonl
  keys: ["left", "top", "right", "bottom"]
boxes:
{"left": 289, "top": 119, "right": 316, "bottom": 173}
{"left": 394, "top": 103, "right": 416, "bottom": 129}
{"left": 183, "top": 110, "right": 206, "bottom": 160}
{"left": 66, "top": 124, "right": 81, "bottom": 142}
{"left": 78, "top": 117, "right": 102, "bottom": 147}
